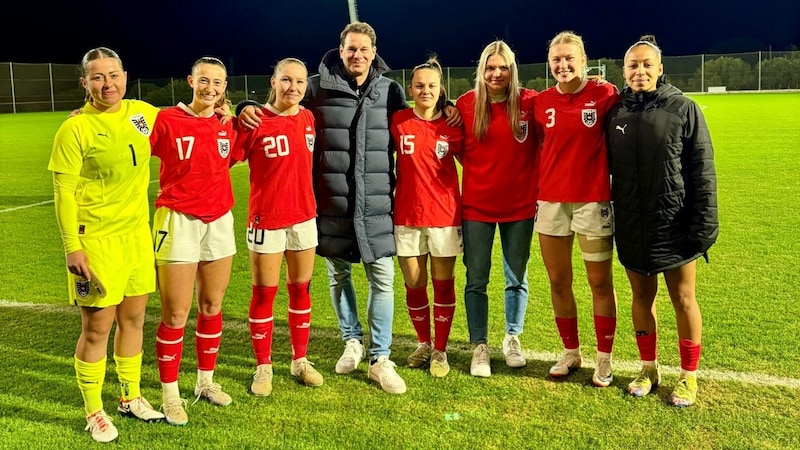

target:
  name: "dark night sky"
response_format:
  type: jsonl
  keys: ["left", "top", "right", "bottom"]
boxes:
{"left": 3, "top": 1, "right": 798, "bottom": 79}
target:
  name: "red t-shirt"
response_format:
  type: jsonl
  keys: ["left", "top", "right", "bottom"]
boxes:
{"left": 150, "top": 104, "right": 238, "bottom": 223}
{"left": 391, "top": 108, "right": 464, "bottom": 227}
{"left": 534, "top": 80, "right": 618, "bottom": 202}
{"left": 233, "top": 106, "right": 317, "bottom": 230}
{"left": 456, "top": 88, "right": 539, "bottom": 222}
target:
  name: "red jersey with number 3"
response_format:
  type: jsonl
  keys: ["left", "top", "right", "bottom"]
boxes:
{"left": 534, "top": 80, "right": 618, "bottom": 202}
{"left": 391, "top": 108, "right": 464, "bottom": 227}
{"left": 233, "top": 106, "right": 316, "bottom": 230}
{"left": 150, "top": 104, "right": 238, "bottom": 222}
{"left": 456, "top": 88, "right": 539, "bottom": 222}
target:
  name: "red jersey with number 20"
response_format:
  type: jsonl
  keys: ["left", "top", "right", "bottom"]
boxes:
{"left": 391, "top": 108, "right": 464, "bottom": 227}
{"left": 534, "top": 80, "right": 618, "bottom": 202}
{"left": 150, "top": 103, "right": 238, "bottom": 223}
{"left": 233, "top": 106, "right": 316, "bottom": 230}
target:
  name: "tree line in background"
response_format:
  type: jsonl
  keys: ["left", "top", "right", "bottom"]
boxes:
{"left": 2, "top": 50, "right": 799, "bottom": 113}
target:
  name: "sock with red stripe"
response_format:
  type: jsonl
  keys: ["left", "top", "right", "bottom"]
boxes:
{"left": 249, "top": 285, "right": 277, "bottom": 365}
{"left": 287, "top": 281, "right": 312, "bottom": 360}
{"left": 432, "top": 278, "right": 456, "bottom": 352}
{"left": 405, "top": 285, "right": 431, "bottom": 345}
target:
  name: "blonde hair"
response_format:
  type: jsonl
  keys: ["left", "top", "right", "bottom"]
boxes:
{"left": 473, "top": 41, "right": 522, "bottom": 141}
{"left": 267, "top": 57, "right": 308, "bottom": 105}
{"left": 548, "top": 30, "right": 588, "bottom": 79}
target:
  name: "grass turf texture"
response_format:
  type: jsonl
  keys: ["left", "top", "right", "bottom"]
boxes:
{"left": 0, "top": 92, "right": 799, "bottom": 449}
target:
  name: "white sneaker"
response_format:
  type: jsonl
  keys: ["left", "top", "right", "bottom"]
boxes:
{"left": 193, "top": 380, "right": 233, "bottom": 406}
{"left": 470, "top": 343, "right": 491, "bottom": 378}
{"left": 117, "top": 396, "right": 165, "bottom": 422}
{"left": 335, "top": 338, "right": 365, "bottom": 374}
{"left": 85, "top": 410, "right": 118, "bottom": 443}
{"left": 592, "top": 355, "right": 614, "bottom": 387}
{"left": 549, "top": 349, "right": 582, "bottom": 377}
{"left": 251, "top": 364, "right": 274, "bottom": 396}
{"left": 368, "top": 356, "right": 407, "bottom": 394}
{"left": 291, "top": 357, "right": 324, "bottom": 387}
{"left": 502, "top": 334, "right": 527, "bottom": 368}
{"left": 407, "top": 342, "right": 432, "bottom": 368}
{"left": 160, "top": 396, "right": 188, "bottom": 426}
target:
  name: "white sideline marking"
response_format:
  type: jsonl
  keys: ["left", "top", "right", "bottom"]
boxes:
{"left": 0, "top": 200, "right": 53, "bottom": 213}
{"left": 3, "top": 299, "right": 798, "bottom": 389}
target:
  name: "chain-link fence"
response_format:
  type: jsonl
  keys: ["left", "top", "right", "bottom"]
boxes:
{"left": 2, "top": 51, "right": 798, "bottom": 114}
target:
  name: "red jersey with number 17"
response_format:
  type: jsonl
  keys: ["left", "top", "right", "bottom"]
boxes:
{"left": 150, "top": 103, "right": 238, "bottom": 223}
{"left": 391, "top": 108, "right": 464, "bottom": 227}
{"left": 233, "top": 106, "right": 317, "bottom": 230}
{"left": 534, "top": 80, "right": 618, "bottom": 202}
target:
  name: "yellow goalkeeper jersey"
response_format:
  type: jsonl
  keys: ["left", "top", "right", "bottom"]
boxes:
{"left": 48, "top": 100, "right": 160, "bottom": 238}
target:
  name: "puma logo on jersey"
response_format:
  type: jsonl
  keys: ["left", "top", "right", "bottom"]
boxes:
{"left": 218, "top": 130, "right": 227, "bottom": 136}
{"left": 584, "top": 101, "right": 596, "bottom": 107}
{"left": 616, "top": 124, "right": 628, "bottom": 134}
{"left": 97, "top": 131, "right": 109, "bottom": 138}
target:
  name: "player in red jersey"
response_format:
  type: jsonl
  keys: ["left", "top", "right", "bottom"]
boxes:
{"left": 149, "top": 57, "right": 238, "bottom": 425}
{"left": 533, "top": 31, "right": 620, "bottom": 387}
{"left": 390, "top": 56, "right": 464, "bottom": 378}
{"left": 232, "top": 58, "right": 323, "bottom": 396}
{"left": 455, "top": 40, "right": 538, "bottom": 378}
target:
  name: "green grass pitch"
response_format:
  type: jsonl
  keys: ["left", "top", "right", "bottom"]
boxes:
{"left": 0, "top": 92, "right": 799, "bottom": 449}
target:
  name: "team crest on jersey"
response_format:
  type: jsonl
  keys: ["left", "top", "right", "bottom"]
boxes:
{"left": 218, "top": 139, "right": 230, "bottom": 158}
{"left": 75, "top": 279, "right": 91, "bottom": 298}
{"left": 582, "top": 109, "right": 598, "bottom": 128}
{"left": 305, "top": 134, "right": 315, "bottom": 152}
{"left": 435, "top": 140, "right": 449, "bottom": 159}
{"left": 129, "top": 113, "right": 150, "bottom": 135}
{"left": 515, "top": 120, "right": 529, "bottom": 143}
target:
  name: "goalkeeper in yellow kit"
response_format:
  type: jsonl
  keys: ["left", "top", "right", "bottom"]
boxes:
{"left": 48, "top": 47, "right": 165, "bottom": 443}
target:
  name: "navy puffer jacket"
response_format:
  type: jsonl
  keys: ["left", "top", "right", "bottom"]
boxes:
{"left": 306, "top": 49, "right": 408, "bottom": 263}
{"left": 607, "top": 80, "right": 719, "bottom": 275}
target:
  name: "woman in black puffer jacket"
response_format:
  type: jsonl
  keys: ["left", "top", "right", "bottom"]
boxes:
{"left": 607, "top": 35, "right": 718, "bottom": 408}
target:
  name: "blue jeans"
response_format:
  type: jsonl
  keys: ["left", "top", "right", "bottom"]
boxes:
{"left": 462, "top": 218, "right": 534, "bottom": 344}
{"left": 325, "top": 256, "right": 395, "bottom": 360}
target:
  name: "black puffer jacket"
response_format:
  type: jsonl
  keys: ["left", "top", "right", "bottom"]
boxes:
{"left": 306, "top": 49, "right": 408, "bottom": 263}
{"left": 607, "top": 80, "right": 718, "bottom": 275}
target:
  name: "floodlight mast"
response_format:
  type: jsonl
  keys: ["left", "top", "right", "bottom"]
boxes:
{"left": 347, "top": 0, "right": 358, "bottom": 23}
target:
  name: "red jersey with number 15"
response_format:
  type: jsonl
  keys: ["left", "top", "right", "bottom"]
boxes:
{"left": 534, "top": 80, "right": 618, "bottom": 202}
{"left": 233, "top": 106, "right": 317, "bottom": 230}
{"left": 391, "top": 108, "right": 464, "bottom": 227}
{"left": 150, "top": 103, "right": 238, "bottom": 223}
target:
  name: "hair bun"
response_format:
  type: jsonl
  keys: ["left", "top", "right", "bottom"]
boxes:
{"left": 639, "top": 35, "right": 658, "bottom": 46}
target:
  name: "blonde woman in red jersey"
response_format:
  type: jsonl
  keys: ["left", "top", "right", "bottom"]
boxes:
{"left": 533, "top": 31, "right": 620, "bottom": 387}
{"left": 149, "top": 57, "right": 238, "bottom": 425}
{"left": 455, "top": 41, "right": 538, "bottom": 378}
{"left": 232, "top": 58, "right": 323, "bottom": 396}
{"left": 391, "top": 56, "right": 464, "bottom": 378}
